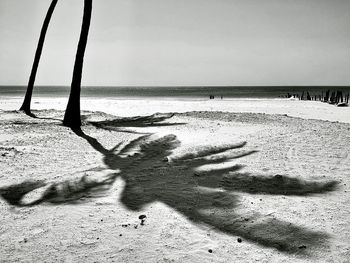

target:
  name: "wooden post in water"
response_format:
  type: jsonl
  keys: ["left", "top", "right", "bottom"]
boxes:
{"left": 331, "top": 91, "right": 335, "bottom": 103}
{"left": 325, "top": 90, "right": 330, "bottom": 102}
{"left": 335, "top": 91, "right": 339, "bottom": 104}
{"left": 306, "top": 92, "right": 311, "bottom": 100}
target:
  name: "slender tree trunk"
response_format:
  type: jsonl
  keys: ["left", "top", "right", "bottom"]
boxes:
{"left": 63, "top": 0, "right": 92, "bottom": 128}
{"left": 20, "top": 0, "right": 58, "bottom": 115}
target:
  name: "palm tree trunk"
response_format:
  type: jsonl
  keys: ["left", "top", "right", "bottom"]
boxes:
{"left": 63, "top": 0, "right": 92, "bottom": 128}
{"left": 20, "top": 0, "right": 58, "bottom": 115}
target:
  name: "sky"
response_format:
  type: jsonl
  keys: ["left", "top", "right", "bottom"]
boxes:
{"left": 0, "top": 0, "right": 350, "bottom": 86}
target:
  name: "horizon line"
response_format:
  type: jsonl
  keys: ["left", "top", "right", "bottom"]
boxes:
{"left": 1, "top": 85, "right": 350, "bottom": 88}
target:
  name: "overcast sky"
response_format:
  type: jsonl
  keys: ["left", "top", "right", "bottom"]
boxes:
{"left": 0, "top": 0, "right": 349, "bottom": 86}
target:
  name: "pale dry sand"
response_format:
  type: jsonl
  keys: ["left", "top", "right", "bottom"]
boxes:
{"left": 1, "top": 96, "right": 349, "bottom": 123}
{"left": 0, "top": 98, "right": 349, "bottom": 262}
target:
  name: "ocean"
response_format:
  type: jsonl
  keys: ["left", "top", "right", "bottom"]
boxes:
{"left": 1, "top": 86, "right": 349, "bottom": 99}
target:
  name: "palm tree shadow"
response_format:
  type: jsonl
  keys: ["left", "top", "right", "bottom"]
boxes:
{"left": 0, "top": 130, "right": 338, "bottom": 256}
{"left": 88, "top": 113, "right": 186, "bottom": 133}
{"left": 14, "top": 110, "right": 63, "bottom": 123}
{"left": 13, "top": 112, "right": 184, "bottom": 135}
{"left": 95, "top": 133, "right": 336, "bottom": 255}
{"left": 23, "top": 111, "right": 38, "bottom": 118}
{"left": 0, "top": 173, "right": 119, "bottom": 206}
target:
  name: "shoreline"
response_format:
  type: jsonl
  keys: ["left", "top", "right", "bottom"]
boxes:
{"left": 1, "top": 96, "right": 349, "bottom": 123}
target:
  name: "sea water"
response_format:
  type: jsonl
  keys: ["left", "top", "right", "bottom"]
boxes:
{"left": 0, "top": 86, "right": 349, "bottom": 99}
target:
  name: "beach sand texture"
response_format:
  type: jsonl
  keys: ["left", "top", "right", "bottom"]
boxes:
{"left": 0, "top": 99, "right": 349, "bottom": 262}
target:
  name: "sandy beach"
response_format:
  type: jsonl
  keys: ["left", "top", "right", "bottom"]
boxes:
{"left": 2, "top": 0, "right": 350, "bottom": 261}
{"left": 1, "top": 96, "right": 350, "bottom": 123}
{"left": 0, "top": 98, "right": 349, "bottom": 262}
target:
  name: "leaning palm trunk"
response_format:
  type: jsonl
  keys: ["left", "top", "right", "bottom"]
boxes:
{"left": 20, "top": 0, "right": 58, "bottom": 115}
{"left": 63, "top": 0, "right": 92, "bottom": 128}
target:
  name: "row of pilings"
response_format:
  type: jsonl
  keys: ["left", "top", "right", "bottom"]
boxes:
{"left": 284, "top": 90, "right": 349, "bottom": 106}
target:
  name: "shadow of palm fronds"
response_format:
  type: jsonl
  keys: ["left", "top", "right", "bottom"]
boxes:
{"left": 88, "top": 113, "right": 186, "bottom": 133}
{"left": 82, "top": 132, "right": 337, "bottom": 254}
{"left": 41, "top": 173, "right": 118, "bottom": 204}
{"left": 14, "top": 111, "right": 184, "bottom": 132}
{"left": 0, "top": 180, "right": 46, "bottom": 206}
{"left": 0, "top": 173, "right": 118, "bottom": 206}
{"left": 0, "top": 131, "right": 338, "bottom": 255}
{"left": 220, "top": 173, "right": 338, "bottom": 195}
